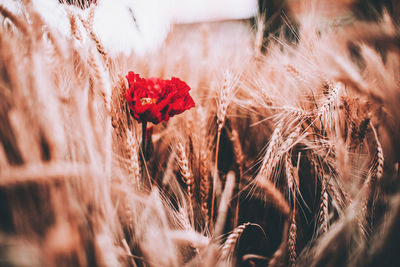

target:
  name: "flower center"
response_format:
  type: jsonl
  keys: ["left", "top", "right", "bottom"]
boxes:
{"left": 140, "top": 97, "right": 156, "bottom": 106}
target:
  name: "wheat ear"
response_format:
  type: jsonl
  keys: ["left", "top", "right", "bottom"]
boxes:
{"left": 288, "top": 210, "right": 297, "bottom": 267}
{"left": 126, "top": 130, "right": 141, "bottom": 189}
{"left": 319, "top": 177, "right": 329, "bottom": 235}
{"left": 285, "top": 153, "right": 296, "bottom": 194}
{"left": 177, "top": 142, "right": 193, "bottom": 201}
{"left": 370, "top": 122, "right": 384, "bottom": 180}
{"left": 221, "top": 222, "right": 251, "bottom": 259}
{"left": 285, "top": 64, "right": 307, "bottom": 84}
{"left": 326, "top": 181, "right": 345, "bottom": 209}
{"left": 79, "top": 6, "right": 110, "bottom": 66}
{"left": 0, "top": 5, "right": 28, "bottom": 35}
{"left": 358, "top": 116, "right": 371, "bottom": 143}
{"left": 258, "top": 119, "right": 283, "bottom": 180}
{"left": 200, "top": 150, "right": 210, "bottom": 223}
{"left": 254, "top": 15, "right": 265, "bottom": 54}
{"left": 275, "top": 126, "right": 301, "bottom": 167}
{"left": 66, "top": 8, "right": 81, "bottom": 41}
{"left": 317, "top": 81, "right": 342, "bottom": 118}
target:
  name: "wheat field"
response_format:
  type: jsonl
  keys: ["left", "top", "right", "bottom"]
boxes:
{"left": 0, "top": 1, "right": 399, "bottom": 266}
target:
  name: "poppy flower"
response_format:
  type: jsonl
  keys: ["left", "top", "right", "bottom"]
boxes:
{"left": 124, "top": 72, "right": 195, "bottom": 124}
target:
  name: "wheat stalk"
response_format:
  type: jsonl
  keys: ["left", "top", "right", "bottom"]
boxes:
{"left": 211, "top": 70, "right": 237, "bottom": 232}
{"left": 268, "top": 220, "right": 290, "bottom": 267}
{"left": 215, "top": 171, "right": 235, "bottom": 236}
{"left": 229, "top": 128, "right": 244, "bottom": 227}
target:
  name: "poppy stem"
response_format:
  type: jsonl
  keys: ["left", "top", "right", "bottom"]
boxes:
{"left": 142, "top": 121, "right": 147, "bottom": 159}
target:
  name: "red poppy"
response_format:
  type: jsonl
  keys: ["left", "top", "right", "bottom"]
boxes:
{"left": 124, "top": 72, "right": 195, "bottom": 124}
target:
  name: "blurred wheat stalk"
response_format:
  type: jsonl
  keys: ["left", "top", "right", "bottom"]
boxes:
{"left": 0, "top": 1, "right": 399, "bottom": 267}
